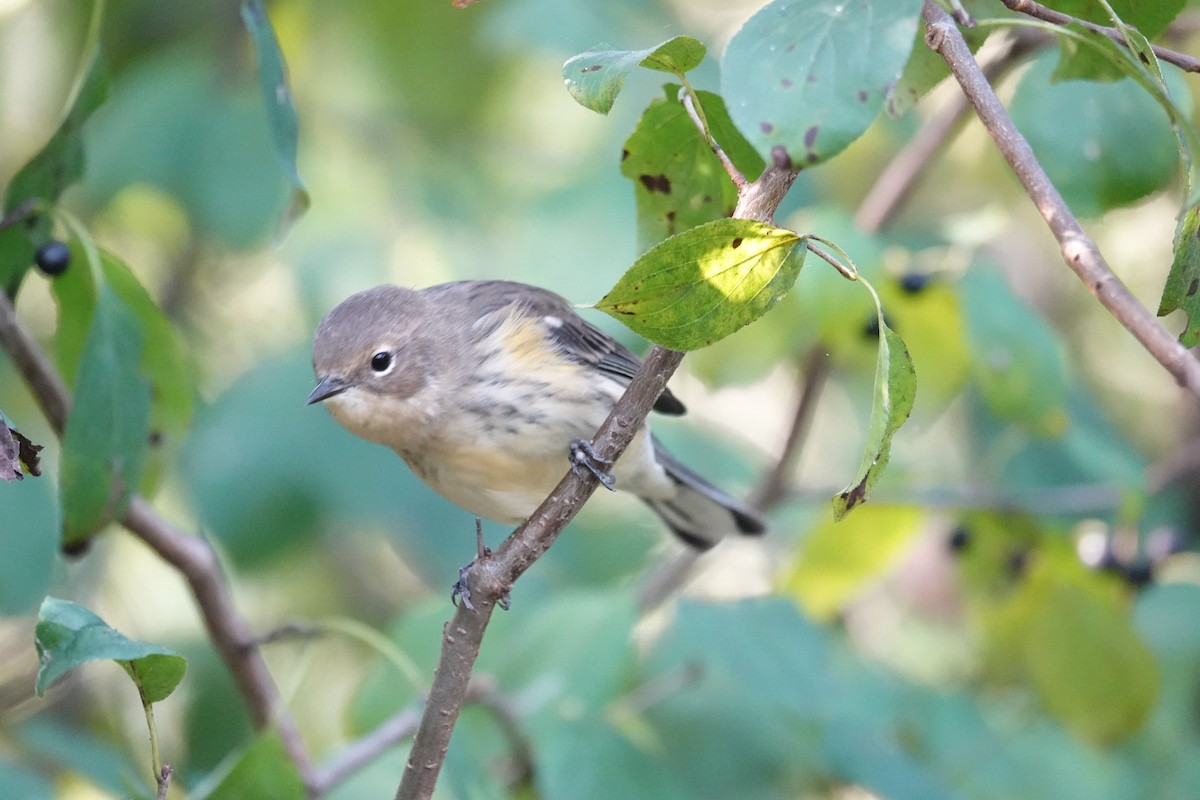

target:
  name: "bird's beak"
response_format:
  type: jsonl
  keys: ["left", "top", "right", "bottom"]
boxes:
{"left": 307, "top": 375, "right": 349, "bottom": 405}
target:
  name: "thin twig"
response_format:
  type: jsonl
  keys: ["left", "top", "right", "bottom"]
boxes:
{"left": 680, "top": 90, "right": 748, "bottom": 191}
{"left": 749, "top": 346, "right": 831, "bottom": 510}
{"left": 855, "top": 29, "right": 1044, "bottom": 234}
{"left": 804, "top": 241, "right": 857, "bottom": 280}
{"left": 0, "top": 198, "right": 37, "bottom": 236}
{"left": 781, "top": 428, "right": 1200, "bottom": 514}
{"left": 1001, "top": 0, "right": 1200, "bottom": 73}
{"left": 923, "top": 0, "right": 1200, "bottom": 398}
{"left": 607, "top": 663, "right": 703, "bottom": 721}
{"left": 155, "top": 764, "right": 172, "bottom": 800}
{"left": 395, "top": 345, "right": 685, "bottom": 800}
{"left": 636, "top": 549, "right": 700, "bottom": 613}
{"left": 1146, "top": 433, "right": 1200, "bottom": 493}
{"left": 0, "top": 293, "right": 318, "bottom": 792}
{"left": 468, "top": 674, "right": 535, "bottom": 786}
{"left": 312, "top": 705, "right": 423, "bottom": 795}
{"left": 120, "top": 501, "right": 316, "bottom": 788}
{"left": 0, "top": 292, "right": 71, "bottom": 435}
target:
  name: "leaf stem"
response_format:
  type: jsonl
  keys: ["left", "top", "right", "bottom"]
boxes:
{"left": 803, "top": 237, "right": 859, "bottom": 281}
{"left": 679, "top": 86, "right": 748, "bottom": 191}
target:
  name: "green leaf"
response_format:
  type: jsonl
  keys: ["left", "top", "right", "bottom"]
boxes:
{"left": 1010, "top": 51, "right": 1186, "bottom": 218}
{"left": 191, "top": 732, "right": 304, "bottom": 800}
{"left": 593, "top": 218, "right": 803, "bottom": 350}
{"left": 240, "top": 0, "right": 310, "bottom": 237}
{"left": 81, "top": 48, "right": 291, "bottom": 247}
{"left": 959, "top": 268, "right": 1069, "bottom": 434}
{"left": 833, "top": 304, "right": 916, "bottom": 519}
{"left": 35, "top": 597, "right": 186, "bottom": 701}
{"left": 781, "top": 505, "right": 924, "bottom": 619}
{"left": 59, "top": 286, "right": 152, "bottom": 546}
{"left": 563, "top": 36, "right": 706, "bottom": 115}
{"left": 1161, "top": 204, "right": 1200, "bottom": 345}
{"left": 50, "top": 240, "right": 193, "bottom": 442}
{"left": 1, "top": 45, "right": 108, "bottom": 292}
{"left": 721, "top": 0, "right": 923, "bottom": 166}
{"left": 49, "top": 236, "right": 101, "bottom": 386}
{"left": 537, "top": 719, "right": 691, "bottom": 800}
{"left": 620, "top": 87, "right": 758, "bottom": 252}
{"left": 0, "top": 471, "right": 56, "bottom": 615}
{"left": 1050, "top": 0, "right": 1184, "bottom": 39}
{"left": 986, "top": 554, "right": 1159, "bottom": 745}
{"left": 102, "top": 253, "right": 195, "bottom": 438}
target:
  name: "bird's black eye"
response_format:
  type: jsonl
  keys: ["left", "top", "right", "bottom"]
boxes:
{"left": 370, "top": 351, "right": 392, "bottom": 372}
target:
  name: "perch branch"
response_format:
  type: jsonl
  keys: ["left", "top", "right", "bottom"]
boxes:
{"left": 923, "top": 0, "right": 1200, "bottom": 398}
{"left": 395, "top": 345, "right": 684, "bottom": 800}
{"left": 0, "top": 292, "right": 317, "bottom": 791}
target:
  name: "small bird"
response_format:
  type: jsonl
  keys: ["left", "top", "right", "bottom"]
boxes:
{"left": 307, "top": 280, "right": 765, "bottom": 549}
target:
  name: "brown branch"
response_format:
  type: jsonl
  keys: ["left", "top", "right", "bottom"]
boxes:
{"left": 748, "top": 346, "right": 831, "bottom": 510}
{"left": 0, "top": 292, "right": 317, "bottom": 791}
{"left": 1001, "top": 0, "right": 1200, "bottom": 74}
{"left": 855, "top": 29, "right": 1043, "bottom": 234}
{"left": 0, "top": 293, "right": 70, "bottom": 435}
{"left": 395, "top": 345, "right": 684, "bottom": 800}
{"left": 923, "top": 0, "right": 1200, "bottom": 398}
{"left": 154, "top": 764, "right": 172, "bottom": 800}
{"left": 681, "top": 91, "right": 748, "bottom": 192}
{"left": 0, "top": 198, "right": 37, "bottom": 237}
{"left": 312, "top": 705, "right": 422, "bottom": 795}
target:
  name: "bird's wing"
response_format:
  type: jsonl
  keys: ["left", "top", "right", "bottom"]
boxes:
{"left": 443, "top": 280, "right": 686, "bottom": 416}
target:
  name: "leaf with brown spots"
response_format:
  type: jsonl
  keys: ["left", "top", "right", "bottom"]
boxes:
{"left": 0, "top": 415, "right": 42, "bottom": 481}
{"left": 1160, "top": 203, "right": 1200, "bottom": 346}
{"left": 621, "top": 86, "right": 764, "bottom": 252}
{"left": 833, "top": 275, "right": 916, "bottom": 521}
{"left": 592, "top": 218, "right": 803, "bottom": 350}
{"left": 563, "top": 36, "right": 706, "bottom": 115}
{"left": 722, "top": 0, "right": 922, "bottom": 166}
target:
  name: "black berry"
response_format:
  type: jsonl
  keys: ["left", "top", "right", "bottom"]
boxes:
{"left": 947, "top": 526, "right": 971, "bottom": 553}
{"left": 899, "top": 272, "right": 932, "bottom": 294}
{"left": 35, "top": 240, "right": 71, "bottom": 276}
{"left": 861, "top": 312, "right": 895, "bottom": 340}
{"left": 1123, "top": 560, "right": 1154, "bottom": 588}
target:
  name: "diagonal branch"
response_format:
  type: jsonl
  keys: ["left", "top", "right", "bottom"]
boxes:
{"left": 922, "top": 0, "right": 1200, "bottom": 398}
{"left": 855, "top": 28, "right": 1044, "bottom": 233}
{"left": 0, "top": 291, "right": 317, "bottom": 791}
{"left": 1001, "top": 0, "right": 1200, "bottom": 74}
{"left": 395, "top": 345, "right": 684, "bottom": 800}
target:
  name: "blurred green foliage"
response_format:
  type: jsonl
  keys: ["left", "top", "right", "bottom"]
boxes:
{"left": 1, "top": 0, "right": 1199, "bottom": 799}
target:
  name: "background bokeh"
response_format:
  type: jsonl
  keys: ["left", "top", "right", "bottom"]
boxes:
{"left": 2, "top": 0, "right": 1200, "bottom": 798}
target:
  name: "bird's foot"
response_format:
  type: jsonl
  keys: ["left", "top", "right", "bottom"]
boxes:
{"left": 451, "top": 519, "right": 511, "bottom": 611}
{"left": 569, "top": 439, "right": 616, "bottom": 491}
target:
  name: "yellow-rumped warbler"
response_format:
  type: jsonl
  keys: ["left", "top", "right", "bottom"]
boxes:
{"left": 306, "top": 280, "right": 765, "bottom": 549}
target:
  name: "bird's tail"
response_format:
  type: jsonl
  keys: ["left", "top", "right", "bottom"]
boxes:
{"left": 644, "top": 439, "right": 766, "bottom": 550}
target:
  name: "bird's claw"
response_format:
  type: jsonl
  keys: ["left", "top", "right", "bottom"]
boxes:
{"left": 570, "top": 439, "right": 616, "bottom": 491}
{"left": 452, "top": 519, "right": 510, "bottom": 611}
